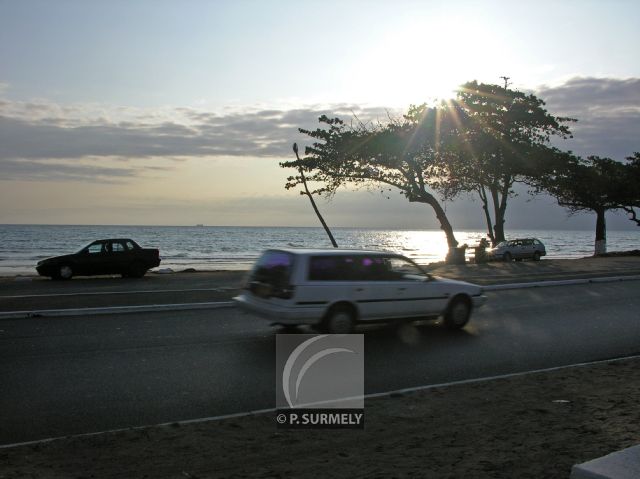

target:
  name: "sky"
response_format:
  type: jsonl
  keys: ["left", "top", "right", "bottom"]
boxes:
{"left": 1, "top": 0, "right": 639, "bottom": 230}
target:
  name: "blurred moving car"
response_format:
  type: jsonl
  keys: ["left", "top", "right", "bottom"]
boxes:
{"left": 36, "top": 238, "right": 161, "bottom": 280}
{"left": 488, "top": 238, "right": 546, "bottom": 262}
{"left": 233, "top": 248, "right": 487, "bottom": 334}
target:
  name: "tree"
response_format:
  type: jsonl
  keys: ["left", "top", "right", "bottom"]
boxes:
{"left": 437, "top": 81, "right": 575, "bottom": 245}
{"left": 618, "top": 152, "right": 640, "bottom": 226}
{"left": 292, "top": 142, "right": 338, "bottom": 248}
{"left": 281, "top": 108, "right": 462, "bottom": 250}
{"left": 542, "top": 155, "right": 628, "bottom": 255}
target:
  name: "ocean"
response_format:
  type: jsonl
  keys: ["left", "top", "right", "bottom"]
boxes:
{"left": 0, "top": 224, "right": 638, "bottom": 276}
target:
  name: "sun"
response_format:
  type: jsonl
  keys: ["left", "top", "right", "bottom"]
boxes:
{"left": 345, "top": 15, "right": 501, "bottom": 107}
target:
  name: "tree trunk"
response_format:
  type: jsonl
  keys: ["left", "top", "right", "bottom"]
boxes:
{"left": 299, "top": 169, "right": 338, "bottom": 248}
{"left": 493, "top": 212, "right": 506, "bottom": 245}
{"left": 293, "top": 143, "right": 338, "bottom": 248}
{"left": 478, "top": 187, "right": 496, "bottom": 245}
{"left": 488, "top": 179, "right": 511, "bottom": 246}
{"left": 420, "top": 193, "right": 459, "bottom": 249}
{"left": 490, "top": 187, "right": 506, "bottom": 245}
{"left": 594, "top": 207, "right": 606, "bottom": 255}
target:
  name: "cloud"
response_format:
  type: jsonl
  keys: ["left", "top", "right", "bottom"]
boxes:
{"left": 0, "top": 157, "right": 171, "bottom": 183}
{"left": 1, "top": 77, "right": 638, "bottom": 182}
{"left": 0, "top": 100, "right": 399, "bottom": 181}
{"left": 536, "top": 77, "right": 640, "bottom": 160}
{"left": 0, "top": 102, "right": 397, "bottom": 159}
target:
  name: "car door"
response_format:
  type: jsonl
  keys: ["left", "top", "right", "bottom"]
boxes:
{"left": 350, "top": 255, "right": 418, "bottom": 320}
{"left": 512, "top": 240, "right": 525, "bottom": 259}
{"left": 386, "top": 256, "right": 450, "bottom": 317}
{"left": 108, "top": 240, "right": 131, "bottom": 274}
{"left": 81, "top": 241, "right": 110, "bottom": 275}
{"left": 524, "top": 239, "right": 536, "bottom": 258}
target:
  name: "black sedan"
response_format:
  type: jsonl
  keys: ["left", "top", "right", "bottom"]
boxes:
{"left": 36, "top": 238, "right": 161, "bottom": 280}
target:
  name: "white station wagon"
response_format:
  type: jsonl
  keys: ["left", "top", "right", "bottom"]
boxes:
{"left": 233, "top": 249, "right": 487, "bottom": 334}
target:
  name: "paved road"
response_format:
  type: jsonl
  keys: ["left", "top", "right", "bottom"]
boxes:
{"left": 0, "top": 272, "right": 246, "bottom": 311}
{"left": 3, "top": 256, "right": 640, "bottom": 312}
{"left": 1, "top": 281, "right": 639, "bottom": 445}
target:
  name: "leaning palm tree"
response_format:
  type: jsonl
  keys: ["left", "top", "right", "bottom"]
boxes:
{"left": 292, "top": 143, "right": 338, "bottom": 248}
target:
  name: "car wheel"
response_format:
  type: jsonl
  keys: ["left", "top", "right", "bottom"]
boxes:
{"left": 533, "top": 251, "right": 541, "bottom": 261}
{"left": 443, "top": 296, "right": 471, "bottom": 330}
{"left": 503, "top": 252, "right": 512, "bottom": 262}
{"left": 58, "top": 264, "right": 73, "bottom": 280}
{"left": 321, "top": 305, "right": 356, "bottom": 334}
{"left": 128, "top": 262, "right": 147, "bottom": 278}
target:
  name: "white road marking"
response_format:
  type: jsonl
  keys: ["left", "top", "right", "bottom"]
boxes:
{"left": 483, "top": 274, "right": 640, "bottom": 290}
{"left": 0, "top": 301, "right": 235, "bottom": 319}
{"left": 0, "top": 287, "right": 232, "bottom": 299}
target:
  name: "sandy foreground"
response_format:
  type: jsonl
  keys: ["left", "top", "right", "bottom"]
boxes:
{"left": 1, "top": 357, "right": 640, "bottom": 479}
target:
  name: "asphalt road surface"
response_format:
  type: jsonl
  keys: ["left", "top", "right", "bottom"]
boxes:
{"left": 1, "top": 281, "right": 639, "bottom": 445}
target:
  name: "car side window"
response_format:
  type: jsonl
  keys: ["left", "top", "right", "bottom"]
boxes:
{"left": 388, "top": 257, "right": 425, "bottom": 281}
{"left": 125, "top": 241, "right": 136, "bottom": 250}
{"left": 308, "top": 256, "right": 358, "bottom": 281}
{"left": 357, "top": 257, "right": 395, "bottom": 281}
{"left": 111, "top": 242, "right": 126, "bottom": 253}
{"left": 87, "top": 243, "right": 104, "bottom": 254}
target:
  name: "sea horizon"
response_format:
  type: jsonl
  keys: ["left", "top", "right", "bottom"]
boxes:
{"left": 1, "top": 223, "right": 639, "bottom": 232}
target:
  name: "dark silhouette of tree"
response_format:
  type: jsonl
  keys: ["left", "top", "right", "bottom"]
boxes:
{"left": 437, "top": 81, "right": 575, "bottom": 245}
{"left": 541, "top": 155, "right": 629, "bottom": 255}
{"left": 281, "top": 108, "right": 461, "bottom": 250}
{"left": 292, "top": 143, "right": 338, "bottom": 248}
{"left": 618, "top": 152, "right": 640, "bottom": 227}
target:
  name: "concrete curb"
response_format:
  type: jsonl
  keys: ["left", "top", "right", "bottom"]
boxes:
{"left": 0, "top": 301, "right": 235, "bottom": 320}
{"left": 483, "top": 274, "right": 640, "bottom": 291}
{"left": 571, "top": 443, "right": 640, "bottom": 479}
{"left": 1, "top": 274, "right": 639, "bottom": 320}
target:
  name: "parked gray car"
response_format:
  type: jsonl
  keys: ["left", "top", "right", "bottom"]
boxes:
{"left": 488, "top": 238, "right": 546, "bottom": 262}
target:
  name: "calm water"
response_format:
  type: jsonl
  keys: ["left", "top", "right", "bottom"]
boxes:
{"left": 0, "top": 224, "right": 638, "bottom": 276}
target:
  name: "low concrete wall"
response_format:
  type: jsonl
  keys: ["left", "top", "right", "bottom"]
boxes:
{"left": 571, "top": 444, "right": 640, "bottom": 479}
